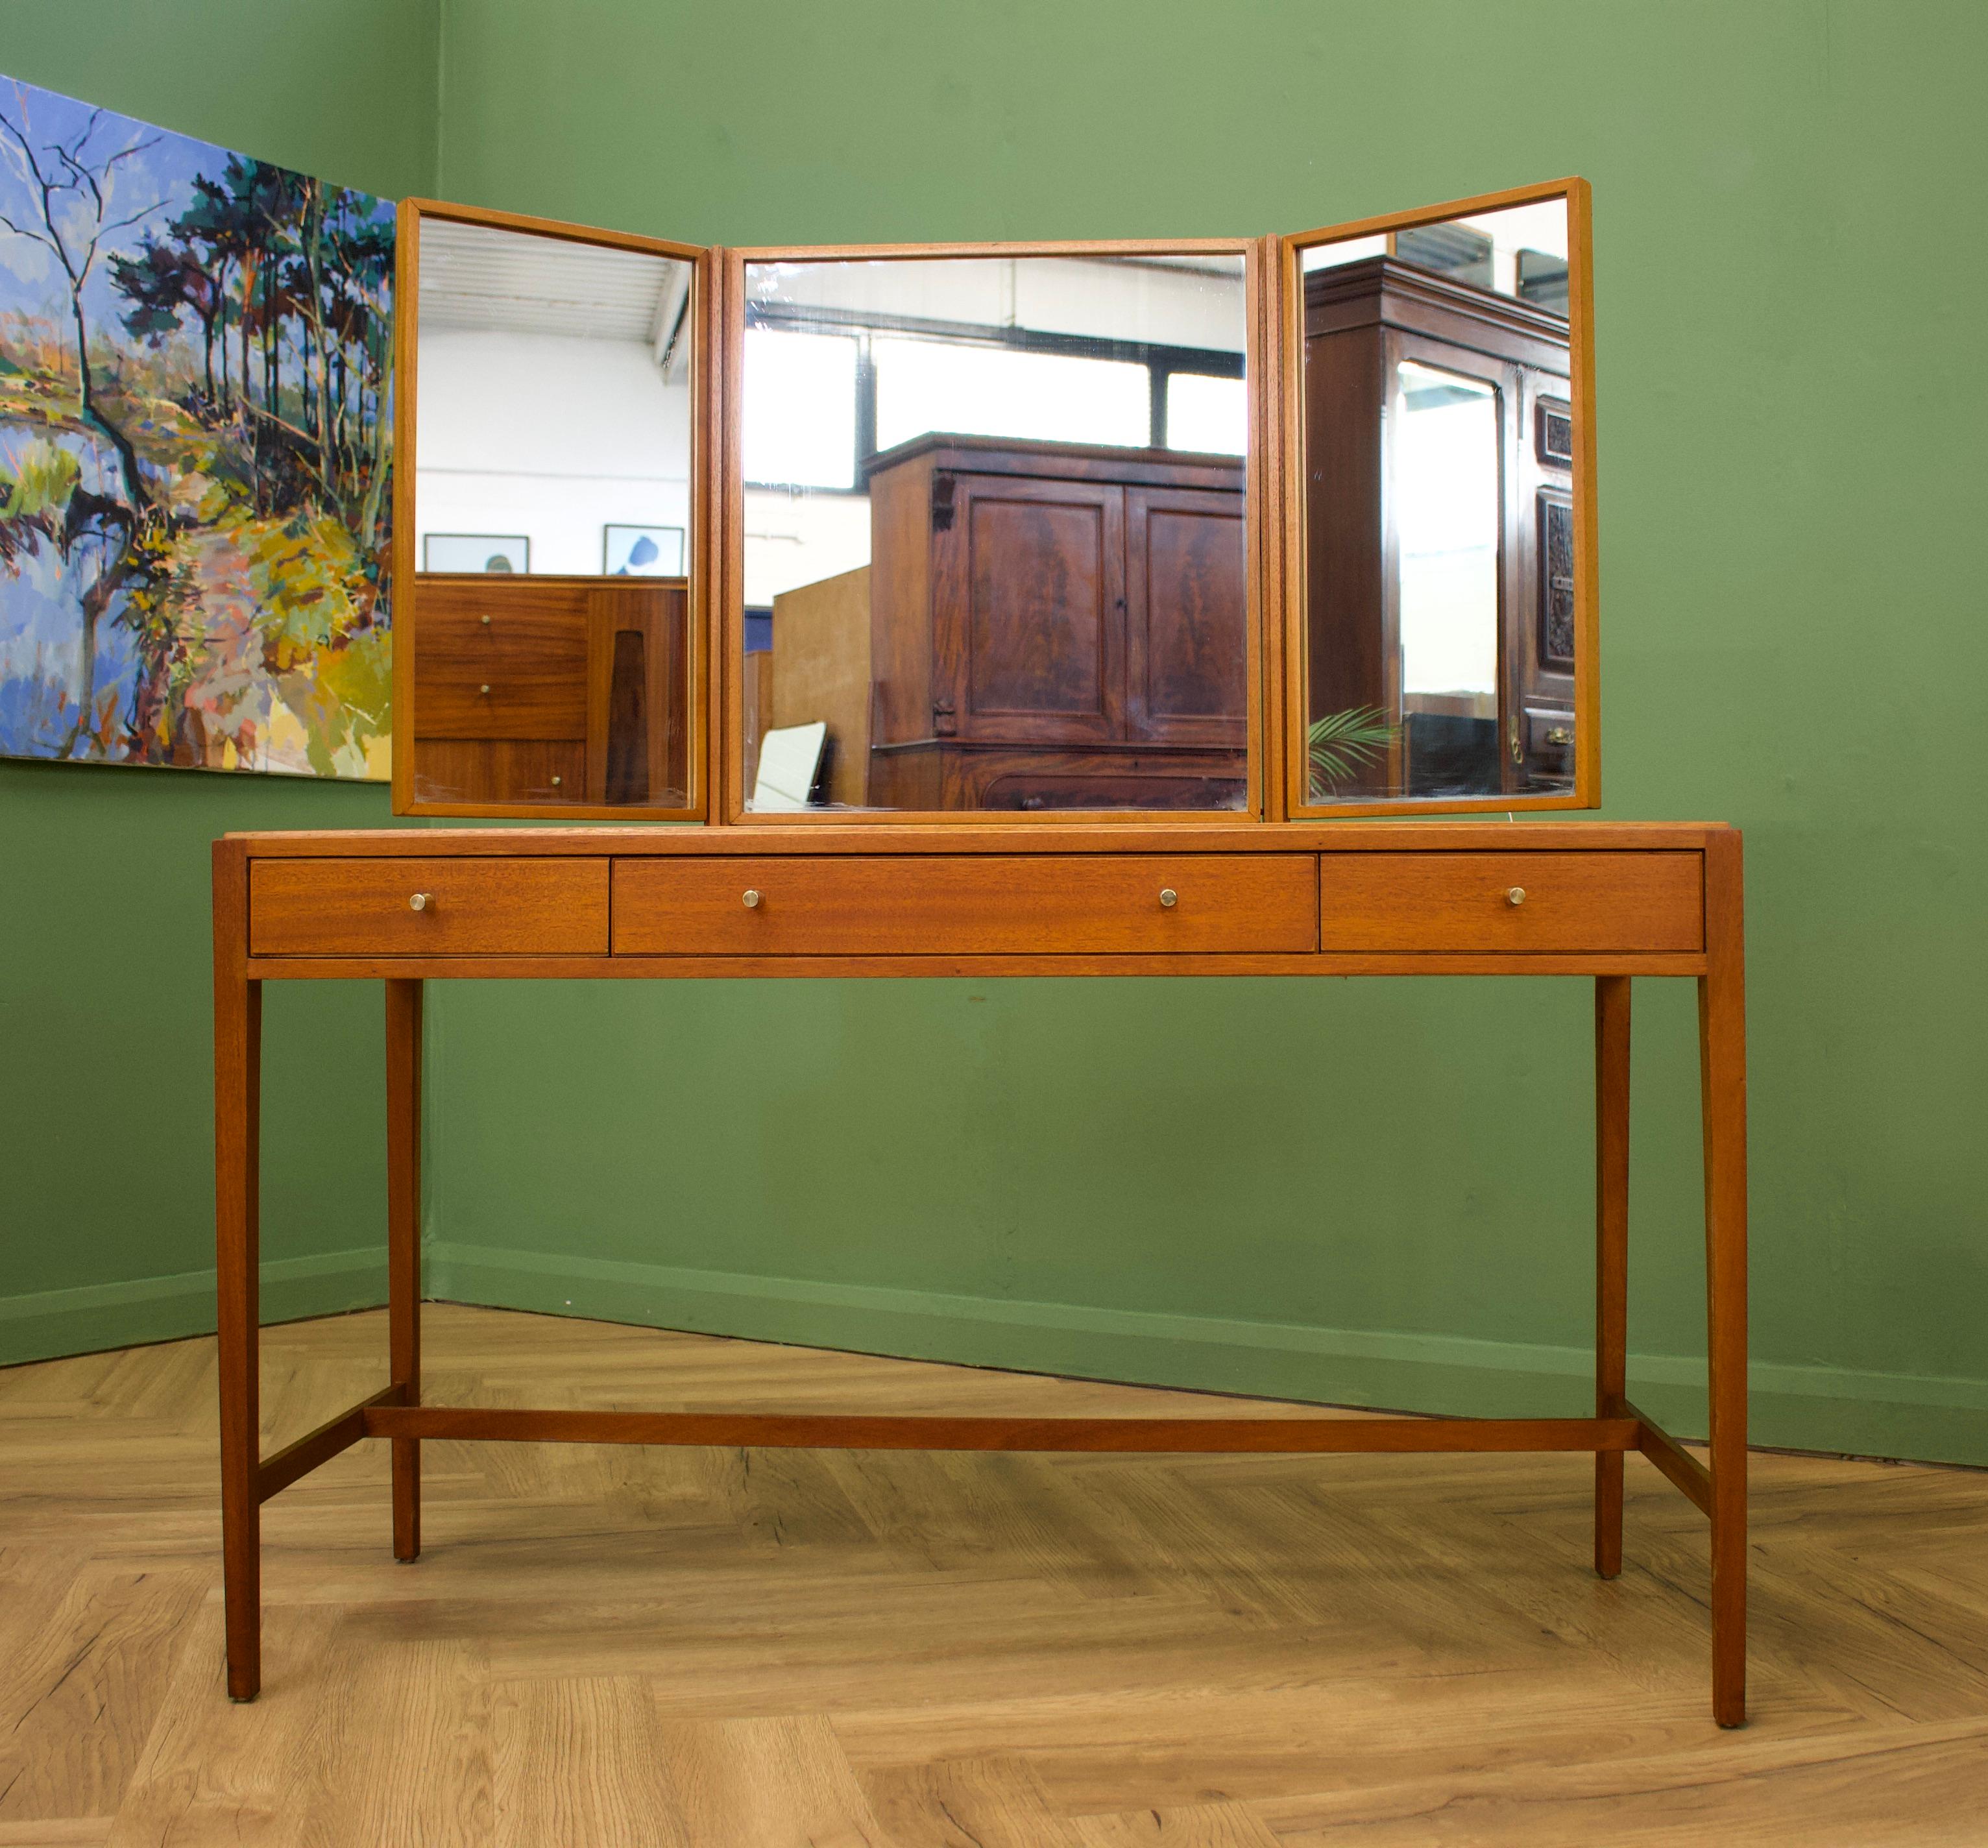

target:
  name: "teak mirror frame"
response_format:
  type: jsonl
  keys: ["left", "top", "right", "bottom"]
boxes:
{"left": 1275, "top": 176, "right": 1599, "bottom": 820}
{"left": 716, "top": 239, "right": 1268, "bottom": 825}
{"left": 389, "top": 182, "right": 1597, "bottom": 827}
{"left": 390, "top": 198, "right": 717, "bottom": 821}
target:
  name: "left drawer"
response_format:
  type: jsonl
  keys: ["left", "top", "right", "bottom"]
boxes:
{"left": 248, "top": 858, "right": 609, "bottom": 957}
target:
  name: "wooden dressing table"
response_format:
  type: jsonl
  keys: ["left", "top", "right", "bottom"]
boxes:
{"left": 211, "top": 818, "right": 1748, "bottom": 1721}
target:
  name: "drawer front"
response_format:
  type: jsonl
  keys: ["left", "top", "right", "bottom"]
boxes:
{"left": 414, "top": 579, "right": 588, "bottom": 740}
{"left": 613, "top": 855, "right": 1318, "bottom": 956}
{"left": 250, "top": 858, "right": 609, "bottom": 957}
{"left": 1318, "top": 852, "right": 1703, "bottom": 953}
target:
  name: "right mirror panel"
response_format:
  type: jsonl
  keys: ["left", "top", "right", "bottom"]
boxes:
{"left": 1294, "top": 186, "right": 1587, "bottom": 809}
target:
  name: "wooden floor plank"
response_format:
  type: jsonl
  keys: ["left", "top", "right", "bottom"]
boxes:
{"left": 0, "top": 1304, "right": 1983, "bottom": 1845}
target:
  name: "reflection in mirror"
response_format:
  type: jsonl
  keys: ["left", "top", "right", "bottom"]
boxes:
{"left": 411, "top": 216, "right": 693, "bottom": 808}
{"left": 740, "top": 254, "right": 1248, "bottom": 812}
{"left": 1300, "top": 197, "right": 1575, "bottom": 803}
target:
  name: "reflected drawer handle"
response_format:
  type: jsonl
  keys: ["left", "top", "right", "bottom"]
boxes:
{"left": 1159, "top": 888, "right": 1178, "bottom": 908}
{"left": 1506, "top": 887, "right": 1527, "bottom": 907}
{"left": 742, "top": 890, "right": 762, "bottom": 909}
{"left": 1546, "top": 725, "right": 1573, "bottom": 748}
{"left": 409, "top": 892, "right": 433, "bottom": 913}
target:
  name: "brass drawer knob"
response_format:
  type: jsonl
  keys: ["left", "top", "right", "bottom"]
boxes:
{"left": 550, "top": 775, "right": 562, "bottom": 788}
{"left": 1159, "top": 888, "right": 1178, "bottom": 908}
{"left": 409, "top": 892, "right": 433, "bottom": 912}
{"left": 742, "top": 889, "right": 762, "bottom": 909}
{"left": 1507, "top": 887, "right": 1527, "bottom": 906}
{"left": 478, "top": 683, "right": 491, "bottom": 695}
{"left": 480, "top": 614, "right": 491, "bottom": 626}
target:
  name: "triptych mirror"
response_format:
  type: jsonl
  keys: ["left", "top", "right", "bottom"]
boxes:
{"left": 391, "top": 180, "right": 1594, "bottom": 825}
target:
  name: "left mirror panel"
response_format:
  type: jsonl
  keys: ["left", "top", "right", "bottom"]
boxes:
{"left": 394, "top": 204, "right": 704, "bottom": 815}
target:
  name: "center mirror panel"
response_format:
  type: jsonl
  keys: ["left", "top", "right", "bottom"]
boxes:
{"left": 736, "top": 251, "right": 1252, "bottom": 814}
{"left": 402, "top": 207, "right": 701, "bottom": 814}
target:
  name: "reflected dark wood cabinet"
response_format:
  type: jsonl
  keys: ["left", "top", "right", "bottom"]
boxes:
{"left": 1303, "top": 258, "right": 1575, "bottom": 798}
{"left": 864, "top": 435, "right": 1248, "bottom": 810}
{"left": 410, "top": 575, "right": 690, "bottom": 807}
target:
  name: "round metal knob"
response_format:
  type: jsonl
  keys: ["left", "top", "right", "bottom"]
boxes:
{"left": 409, "top": 892, "right": 433, "bottom": 912}
{"left": 479, "top": 614, "right": 491, "bottom": 626}
{"left": 550, "top": 775, "right": 562, "bottom": 788}
{"left": 1159, "top": 888, "right": 1178, "bottom": 908}
{"left": 478, "top": 683, "right": 491, "bottom": 695}
{"left": 742, "top": 889, "right": 762, "bottom": 909}
{"left": 1507, "top": 887, "right": 1527, "bottom": 906}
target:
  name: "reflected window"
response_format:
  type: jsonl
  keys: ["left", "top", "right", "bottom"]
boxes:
{"left": 1165, "top": 372, "right": 1246, "bottom": 456}
{"left": 1397, "top": 362, "right": 1499, "bottom": 700}
{"left": 743, "top": 328, "right": 860, "bottom": 489}
{"left": 873, "top": 339, "right": 1148, "bottom": 452}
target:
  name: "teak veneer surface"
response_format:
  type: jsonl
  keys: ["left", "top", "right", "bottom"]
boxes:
{"left": 6, "top": 1307, "right": 1985, "bottom": 1847}
{"left": 248, "top": 856, "right": 610, "bottom": 958}
{"left": 227, "top": 821, "right": 1730, "bottom": 855}
{"left": 611, "top": 855, "right": 1318, "bottom": 956}
{"left": 1317, "top": 851, "right": 1704, "bottom": 954}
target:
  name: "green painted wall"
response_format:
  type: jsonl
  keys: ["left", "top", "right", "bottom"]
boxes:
{"left": 0, "top": 1, "right": 439, "bottom": 1355}
{"left": 424, "top": 0, "right": 1988, "bottom": 1464}
{"left": 6, "top": 1, "right": 1985, "bottom": 1466}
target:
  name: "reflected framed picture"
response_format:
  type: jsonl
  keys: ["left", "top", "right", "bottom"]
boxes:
{"left": 423, "top": 534, "right": 529, "bottom": 574}
{"left": 604, "top": 524, "right": 686, "bottom": 577}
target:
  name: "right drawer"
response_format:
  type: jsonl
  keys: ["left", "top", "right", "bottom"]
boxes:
{"left": 1318, "top": 852, "right": 1704, "bottom": 953}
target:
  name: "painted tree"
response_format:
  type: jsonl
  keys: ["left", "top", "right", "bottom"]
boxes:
{"left": 0, "top": 82, "right": 165, "bottom": 752}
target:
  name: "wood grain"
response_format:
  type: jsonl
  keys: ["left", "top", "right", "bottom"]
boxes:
{"left": 228, "top": 820, "right": 1735, "bottom": 855}
{"left": 611, "top": 854, "right": 1318, "bottom": 956}
{"left": 1701, "top": 825, "right": 1750, "bottom": 1725}
{"left": 1595, "top": 974, "right": 1631, "bottom": 1577}
{"left": 8, "top": 1306, "right": 1985, "bottom": 1843}
{"left": 247, "top": 857, "right": 609, "bottom": 958}
{"left": 1318, "top": 851, "right": 1703, "bottom": 953}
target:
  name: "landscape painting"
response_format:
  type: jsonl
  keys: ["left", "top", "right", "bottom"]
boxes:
{"left": 0, "top": 76, "right": 393, "bottom": 779}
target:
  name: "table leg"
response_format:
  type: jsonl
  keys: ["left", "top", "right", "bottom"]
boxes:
{"left": 1701, "top": 833, "right": 1749, "bottom": 1727}
{"left": 213, "top": 845, "right": 262, "bottom": 1701}
{"left": 1594, "top": 975, "right": 1630, "bottom": 1579}
{"left": 387, "top": 979, "right": 424, "bottom": 1562}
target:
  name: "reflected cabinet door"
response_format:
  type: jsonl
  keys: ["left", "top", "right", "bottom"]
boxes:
{"left": 1282, "top": 179, "right": 1595, "bottom": 816}
{"left": 391, "top": 200, "right": 709, "bottom": 818}
{"left": 731, "top": 249, "right": 1256, "bottom": 817}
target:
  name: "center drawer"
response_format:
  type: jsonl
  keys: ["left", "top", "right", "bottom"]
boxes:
{"left": 250, "top": 857, "right": 609, "bottom": 957}
{"left": 612, "top": 855, "right": 1318, "bottom": 956}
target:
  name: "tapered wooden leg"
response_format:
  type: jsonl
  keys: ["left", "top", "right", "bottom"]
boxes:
{"left": 213, "top": 842, "right": 262, "bottom": 1700}
{"left": 387, "top": 979, "right": 424, "bottom": 1562}
{"left": 1594, "top": 975, "right": 1630, "bottom": 1579}
{"left": 1700, "top": 833, "right": 1749, "bottom": 1727}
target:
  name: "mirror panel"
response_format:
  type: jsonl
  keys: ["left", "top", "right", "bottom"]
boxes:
{"left": 738, "top": 252, "right": 1250, "bottom": 814}
{"left": 1295, "top": 191, "right": 1582, "bottom": 808}
{"left": 404, "top": 208, "right": 697, "bottom": 812}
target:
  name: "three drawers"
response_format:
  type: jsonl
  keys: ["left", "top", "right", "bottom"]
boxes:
{"left": 612, "top": 855, "right": 1318, "bottom": 956}
{"left": 250, "top": 858, "right": 609, "bottom": 957}
{"left": 245, "top": 849, "right": 1704, "bottom": 960}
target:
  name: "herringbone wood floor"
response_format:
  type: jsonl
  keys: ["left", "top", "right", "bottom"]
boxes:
{"left": 1, "top": 1305, "right": 1984, "bottom": 1845}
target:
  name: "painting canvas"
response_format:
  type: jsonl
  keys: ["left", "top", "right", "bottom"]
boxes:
{"left": 0, "top": 76, "right": 393, "bottom": 779}
{"left": 603, "top": 522, "right": 683, "bottom": 576}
